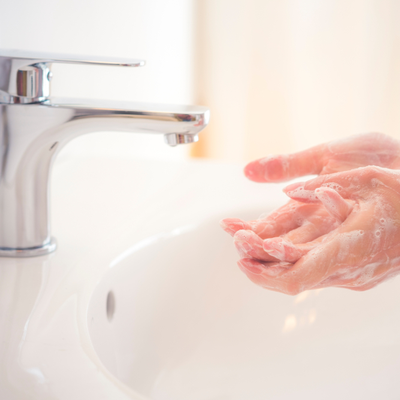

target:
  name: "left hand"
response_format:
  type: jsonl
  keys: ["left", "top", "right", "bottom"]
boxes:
{"left": 221, "top": 188, "right": 353, "bottom": 263}
{"left": 221, "top": 200, "right": 339, "bottom": 262}
{"left": 238, "top": 166, "right": 400, "bottom": 295}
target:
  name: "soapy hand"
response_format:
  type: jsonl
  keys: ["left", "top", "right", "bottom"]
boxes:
{"left": 222, "top": 132, "right": 397, "bottom": 264}
{"left": 221, "top": 133, "right": 400, "bottom": 261}
{"left": 221, "top": 133, "right": 400, "bottom": 293}
{"left": 238, "top": 166, "right": 400, "bottom": 295}
{"left": 243, "top": 132, "right": 400, "bottom": 183}
{"left": 220, "top": 199, "right": 345, "bottom": 262}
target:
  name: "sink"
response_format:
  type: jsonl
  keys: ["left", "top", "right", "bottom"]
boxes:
{"left": 88, "top": 215, "right": 400, "bottom": 400}
{"left": 1, "top": 155, "right": 400, "bottom": 400}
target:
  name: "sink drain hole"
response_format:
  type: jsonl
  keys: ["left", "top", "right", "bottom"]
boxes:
{"left": 106, "top": 291, "right": 115, "bottom": 321}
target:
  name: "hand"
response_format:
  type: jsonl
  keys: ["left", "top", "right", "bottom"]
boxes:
{"left": 220, "top": 198, "right": 343, "bottom": 262}
{"left": 238, "top": 166, "right": 400, "bottom": 295}
{"left": 244, "top": 132, "right": 400, "bottom": 183}
{"left": 222, "top": 132, "right": 399, "bottom": 266}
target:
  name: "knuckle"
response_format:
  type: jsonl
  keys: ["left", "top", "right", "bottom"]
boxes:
{"left": 363, "top": 165, "right": 383, "bottom": 178}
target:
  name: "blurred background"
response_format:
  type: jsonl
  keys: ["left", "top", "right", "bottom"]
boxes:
{"left": 1, "top": 0, "right": 400, "bottom": 163}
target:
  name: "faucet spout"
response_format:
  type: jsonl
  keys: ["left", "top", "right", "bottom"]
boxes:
{"left": 0, "top": 98, "right": 209, "bottom": 256}
{"left": 50, "top": 97, "right": 209, "bottom": 138}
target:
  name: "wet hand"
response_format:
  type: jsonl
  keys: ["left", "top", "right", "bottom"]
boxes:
{"left": 238, "top": 166, "right": 400, "bottom": 295}
{"left": 244, "top": 132, "right": 400, "bottom": 183}
{"left": 220, "top": 199, "right": 341, "bottom": 262}
{"left": 221, "top": 187, "right": 353, "bottom": 263}
{"left": 222, "top": 132, "right": 397, "bottom": 265}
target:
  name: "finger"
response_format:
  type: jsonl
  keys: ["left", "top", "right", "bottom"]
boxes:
{"left": 262, "top": 238, "right": 309, "bottom": 262}
{"left": 220, "top": 200, "right": 304, "bottom": 239}
{"left": 219, "top": 214, "right": 294, "bottom": 240}
{"left": 263, "top": 235, "right": 326, "bottom": 263}
{"left": 319, "top": 154, "right": 393, "bottom": 175}
{"left": 250, "top": 205, "right": 303, "bottom": 239}
{"left": 244, "top": 133, "right": 400, "bottom": 184}
{"left": 283, "top": 167, "right": 374, "bottom": 202}
{"left": 315, "top": 187, "right": 353, "bottom": 222}
{"left": 237, "top": 257, "right": 312, "bottom": 295}
{"left": 241, "top": 230, "right": 352, "bottom": 295}
{"left": 327, "top": 133, "right": 400, "bottom": 165}
{"left": 300, "top": 166, "right": 390, "bottom": 197}
{"left": 276, "top": 200, "right": 339, "bottom": 244}
{"left": 272, "top": 218, "right": 374, "bottom": 294}
{"left": 237, "top": 258, "right": 294, "bottom": 291}
{"left": 244, "top": 144, "right": 328, "bottom": 183}
{"left": 282, "top": 221, "right": 336, "bottom": 243}
{"left": 283, "top": 182, "right": 320, "bottom": 203}
{"left": 233, "top": 230, "right": 278, "bottom": 262}
{"left": 320, "top": 158, "right": 366, "bottom": 174}
{"left": 224, "top": 201, "right": 309, "bottom": 240}
{"left": 251, "top": 201, "right": 327, "bottom": 239}
{"left": 220, "top": 218, "right": 252, "bottom": 237}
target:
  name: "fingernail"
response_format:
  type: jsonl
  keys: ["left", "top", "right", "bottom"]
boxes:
{"left": 245, "top": 168, "right": 255, "bottom": 177}
{"left": 238, "top": 258, "right": 264, "bottom": 274}
{"left": 219, "top": 220, "right": 235, "bottom": 236}
{"left": 284, "top": 187, "right": 320, "bottom": 202}
{"left": 240, "top": 262, "right": 263, "bottom": 275}
{"left": 247, "top": 266, "right": 262, "bottom": 274}
{"left": 220, "top": 218, "right": 248, "bottom": 236}
{"left": 244, "top": 162, "right": 264, "bottom": 182}
{"left": 219, "top": 219, "right": 229, "bottom": 229}
{"left": 283, "top": 181, "right": 305, "bottom": 193}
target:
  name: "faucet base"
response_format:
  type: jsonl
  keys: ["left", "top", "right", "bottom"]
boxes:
{"left": 0, "top": 237, "right": 57, "bottom": 258}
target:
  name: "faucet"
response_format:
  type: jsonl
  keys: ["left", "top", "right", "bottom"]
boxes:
{"left": 0, "top": 49, "right": 210, "bottom": 257}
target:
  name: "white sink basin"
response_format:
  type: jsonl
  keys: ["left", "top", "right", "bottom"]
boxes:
{"left": 1, "top": 155, "right": 400, "bottom": 399}
{"left": 88, "top": 215, "right": 400, "bottom": 400}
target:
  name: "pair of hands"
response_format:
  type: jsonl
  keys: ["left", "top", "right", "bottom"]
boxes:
{"left": 220, "top": 133, "right": 400, "bottom": 295}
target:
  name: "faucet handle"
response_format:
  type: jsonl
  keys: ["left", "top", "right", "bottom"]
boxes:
{"left": 0, "top": 49, "right": 145, "bottom": 104}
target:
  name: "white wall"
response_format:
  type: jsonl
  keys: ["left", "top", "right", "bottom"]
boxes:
{"left": 0, "top": 0, "right": 195, "bottom": 160}
{"left": 195, "top": 0, "right": 400, "bottom": 162}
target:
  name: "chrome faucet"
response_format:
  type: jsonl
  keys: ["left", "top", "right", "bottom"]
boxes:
{"left": 0, "top": 50, "right": 209, "bottom": 257}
